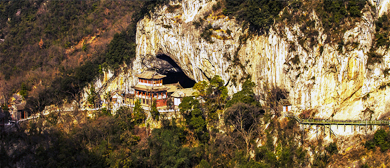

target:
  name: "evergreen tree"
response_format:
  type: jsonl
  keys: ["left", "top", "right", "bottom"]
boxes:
{"left": 226, "top": 79, "right": 260, "bottom": 108}
{"left": 133, "top": 100, "right": 146, "bottom": 124}
{"left": 151, "top": 99, "right": 159, "bottom": 121}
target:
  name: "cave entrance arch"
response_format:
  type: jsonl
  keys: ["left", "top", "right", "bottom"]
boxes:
{"left": 155, "top": 54, "right": 196, "bottom": 88}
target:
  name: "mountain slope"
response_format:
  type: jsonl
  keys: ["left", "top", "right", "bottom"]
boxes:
{"left": 0, "top": 0, "right": 139, "bottom": 104}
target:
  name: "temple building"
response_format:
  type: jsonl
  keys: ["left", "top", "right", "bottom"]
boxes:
{"left": 134, "top": 71, "right": 169, "bottom": 108}
{"left": 171, "top": 88, "right": 196, "bottom": 109}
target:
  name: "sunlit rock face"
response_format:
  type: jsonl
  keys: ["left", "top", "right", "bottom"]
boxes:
{"left": 130, "top": 0, "right": 390, "bottom": 120}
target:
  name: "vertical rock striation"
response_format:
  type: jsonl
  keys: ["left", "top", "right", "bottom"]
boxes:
{"left": 131, "top": 0, "right": 390, "bottom": 120}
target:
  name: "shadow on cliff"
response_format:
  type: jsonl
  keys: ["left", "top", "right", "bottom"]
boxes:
{"left": 156, "top": 54, "right": 196, "bottom": 88}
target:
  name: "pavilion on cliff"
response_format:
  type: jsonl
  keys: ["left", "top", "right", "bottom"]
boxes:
{"left": 134, "top": 71, "right": 169, "bottom": 108}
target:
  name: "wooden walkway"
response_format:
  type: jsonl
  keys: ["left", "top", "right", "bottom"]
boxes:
{"left": 285, "top": 112, "right": 390, "bottom": 137}
{"left": 285, "top": 112, "right": 390, "bottom": 126}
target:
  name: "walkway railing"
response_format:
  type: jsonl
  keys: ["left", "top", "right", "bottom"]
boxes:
{"left": 19, "top": 105, "right": 176, "bottom": 122}
{"left": 284, "top": 112, "right": 390, "bottom": 126}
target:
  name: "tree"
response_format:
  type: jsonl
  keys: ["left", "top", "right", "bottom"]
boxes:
{"left": 365, "top": 129, "right": 390, "bottom": 152}
{"left": 189, "top": 108, "right": 208, "bottom": 143}
{"left": 20, "top": 82, "right": 28, "bottom": 99}
{"left": 87, "top": 84, "right": 97, "bottom": 108}
{"left": 193, "top": 75, "right": 228, "bottom": 124}
{"left": 25, "top": 88, "right": 51, "bottom": 116}
{"left": 226, "top": 79, "right": 260, "bottom": 108}
{"left": 151, "top": 99, "right": 159, "bottom": 121}
{"left": 179, "top": 97, "right": 201, "bottom": 122}
{"left": 133, "top": 100, "right": 145, "bottom": 124}
{"left": 104, "top": 91, "right": 112, "bottom": 109}
{"left": 179, "top": 97, "right": 208, "bottom": 143}
{"left": 224, "top": 102, "right": 263, "bottom": 157}
{"left": 116, "top": 106, "right": 133, "bottom": 130}
{"left": 166, "top": 97, "right": 173, "bottom": 110}
{"left": 1, "top": 104, "right": 11, "bottom": 121}
{"left": 325, "top": 142, "right": 338, "bottom": 155}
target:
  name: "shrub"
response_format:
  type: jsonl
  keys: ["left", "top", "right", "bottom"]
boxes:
{"left": 223, "top": 0, "right": 287, "bottom": 34}
{"left": 162, "top": 24, "right": 172, "bottom": 29}
{"left": 375, "top": 33, "right": 389, "bottom": 47}
{"left": 82, "top": 43, "right": 88, "bottom": 52}
{"left": 319, "top": 46, "right": 324, "bottom": 55}
{"left": 100, "top": 107, "right": 112, "bottom": 116}
{"left": 20, "top": 82, "right": 28, "bottom": 99}
{"left": 226, "top": 28, "right": 231, "bottom": 35}
{"left": 291, "top": 55, "right": 300, "bottom": 65}
{"left": 367, "top": 50, "right": 383, "bottom": 66}
{"left": 365, "top": 129, "right": 390, "bottom": 152}
{"left": 375, "top": 14, "right": 388, "bottom": 31}
{"left": 212, "top": 2, "right": 221, "bottom": 11}
{"left": 325, "top": 142, "right": 338, "bottom": 155}
{"left": 167, "top": 4, "right": 181, "bottom": 13}
{"left": 201, "top": 29, "right": 214, "bottom": 43}
{"left": 383, "top": 68, "right": 390, "bottom": 77}
{"left": 361, "top": 163, "right": 370, "bottom": 168}
{"left": 337, "top": 40, "right": 344, "bottom": 53}
{"left": 193, "top": 21, "right": 201, "bottom": 29}
{"left": 347, "top": 0, "right": 364, "bottom": 17}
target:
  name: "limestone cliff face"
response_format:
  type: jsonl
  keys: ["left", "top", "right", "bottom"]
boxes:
{"left": 131, "top": 0, "right": 390, "bottom": 120}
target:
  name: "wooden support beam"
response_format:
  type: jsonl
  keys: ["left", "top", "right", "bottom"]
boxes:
{"left": 323, "top": 124, "right": 325, "bottom": 136}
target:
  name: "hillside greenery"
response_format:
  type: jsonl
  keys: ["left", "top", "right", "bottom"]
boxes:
{"left": 0, "top": 0, "right": 375, "bottom": 114}
{"left": 222, "top": 0, "right": 365, "bottom": 35}
{"left": 0, "top": 0, "right": 134, "bottom": 79}
{"left": 0, "top": 0, "right": 137, "bottom": 107}
{"left": 0, "top": 1, "right": 388, "bottom": 167}
{"left": 223, "top": 0, "right": 288, "bottom": 33}
{"left": 365, "top": 129, "right": 390, "bottom": 152}
{"left": 0, "top": 0, "right": 171, "bottom": 110}
{"left": 2, "top": 77, "right": 343, "bottom": 167}
{"left": 0, "top": 0, "right": 173, "bottom": 113}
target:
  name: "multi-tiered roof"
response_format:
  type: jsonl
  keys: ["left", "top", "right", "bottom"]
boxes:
{"left": 134, "top": 71, "right": 168, "bottom": 92}
{"left": 134, "top": 71, "right": 169, "bottom": 107}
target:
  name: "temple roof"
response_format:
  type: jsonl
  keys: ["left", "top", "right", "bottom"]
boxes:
{"left": 135, "top": 71, "right": 166, "bottom": 79}
{"left": 14, "top": 101, "right": 26, "bottom": 111}
{"left": 165, "top": 82, "right": 183, "bottom": 93}
{"left": 134, "top": 84, "right": 168, "bottom": 92}
{"left": 171, "top": 88, "right": 196, "bottom": 98}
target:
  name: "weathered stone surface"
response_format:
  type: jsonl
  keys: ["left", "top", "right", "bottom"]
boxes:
{"left": 94, "top": 0, "right": 390, "bottom": 121}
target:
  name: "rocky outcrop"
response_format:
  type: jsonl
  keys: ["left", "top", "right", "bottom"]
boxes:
{"left": 130, "top": 0, "right": 390, "bottom": 120}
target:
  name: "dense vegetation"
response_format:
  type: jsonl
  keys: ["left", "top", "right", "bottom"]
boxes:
{"left": 0, "top": 0, "right": 376, "bottom": 113}
{"left": 223, "top": 0, "right": 287, "bottom": 33}
{"left": 0, "top": 0, "right": 134, "bottom": 79}
{"left": 0, "top": 0, "right": 173, "bottom": 111}
{"left": 222, "top": 0, "right": 365, "bottom": 35}
{"left": 1, "top": 1, "right": 388, "bottom": 167}
{"left": 0, "top": 0, "right": 135, "bottom": 107}
{"left": 315, "top": 0, "right": 365, "bottom": 33}
{"left": 367, "top": 12, "right": 390, "bottom": 66}
{"left": 365, "top": 129, "right": 390, "bottom": 152}
{"left": 0, "top": 0, "right": 175, "bottom": 114}
{"left": 1, "top": 76, "right": 346, "bottom": 167}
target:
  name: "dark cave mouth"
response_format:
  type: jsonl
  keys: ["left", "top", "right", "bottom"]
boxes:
{"left": 156, "top": 54, "right": 196, "bottom": 88}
